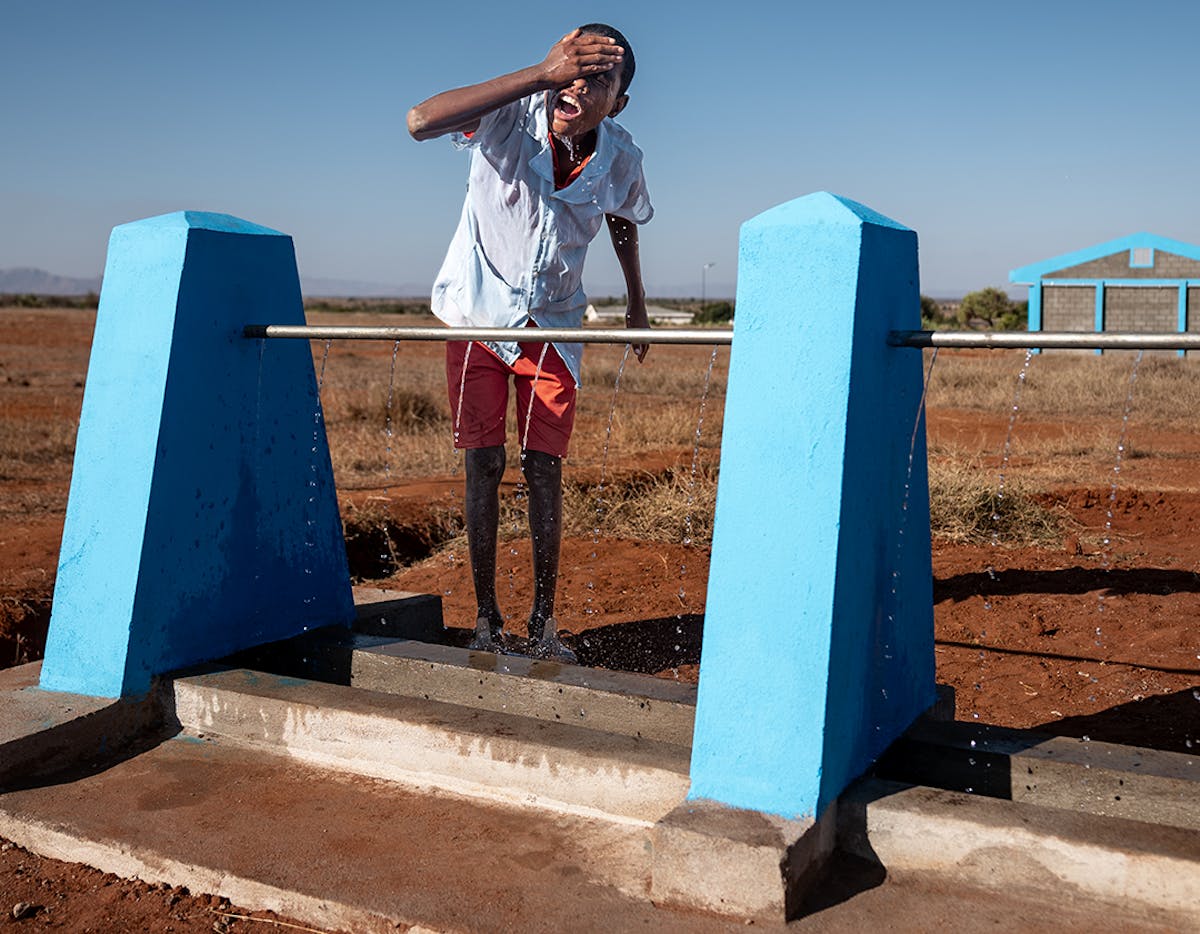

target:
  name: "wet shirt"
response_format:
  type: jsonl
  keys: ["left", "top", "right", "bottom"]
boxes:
{"left": 431, "top": 92, "right": 653, "bottom": 386}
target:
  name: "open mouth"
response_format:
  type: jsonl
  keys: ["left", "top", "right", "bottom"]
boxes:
{"left": 554, "top": 91, "right": 582, "bottom": 121}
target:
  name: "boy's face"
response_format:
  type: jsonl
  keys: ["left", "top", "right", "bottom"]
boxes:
{"left": 548, "top": 67, "right": 628, "bottom": 139}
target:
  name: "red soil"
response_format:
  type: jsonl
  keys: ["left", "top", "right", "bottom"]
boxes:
{"left": 1, "top": 307, "right": 1197, "bottom": 928}
{"left": 1, "top": 308, "right": 1196, "bottom": 749}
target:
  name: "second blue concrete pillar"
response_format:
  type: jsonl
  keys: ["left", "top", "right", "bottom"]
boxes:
{"left": 690, "top": 191, "right": 935, "bottom": 819}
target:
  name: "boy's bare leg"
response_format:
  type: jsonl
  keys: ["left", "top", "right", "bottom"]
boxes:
{"left": 522, "top": 449, "right": 577, "bottom": 662}
{"left": 465, "top": 445, "right": 506, "bottom": 649}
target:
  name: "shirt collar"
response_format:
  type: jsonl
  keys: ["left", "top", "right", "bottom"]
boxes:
{"left": 529, "top": 93, "right": 614, "bottom": 204}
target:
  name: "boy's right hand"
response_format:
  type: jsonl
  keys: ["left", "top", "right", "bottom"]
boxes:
{"left": 539, "top": 29, "right": 623, "bottom": 88}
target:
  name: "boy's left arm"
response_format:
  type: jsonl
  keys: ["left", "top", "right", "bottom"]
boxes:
{"left": 605, "top": 214, "right": 650, "bottom": 362}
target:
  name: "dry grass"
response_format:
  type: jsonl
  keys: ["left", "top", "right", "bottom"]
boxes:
{"left": 0, "top": 419, "right": 76, "bottom": 470}
{"left": 423, "top": 467, "right": 719, "bottom": 559}
{"left": 928, "top": 460, "right": 1064, "bottom": 546}
{"left": 312, "top": 337, "right": 727, "bottom": 491}
{"left": 11, "top": 306, "right": 1200, "bottom": 560}
{"left": 923, "top": 348, "right": 1200, "bottom": 495}
{"left": 318, "top": 340, "right": 1200, "bottom": 557}
{"left": 563, "top": 466, "right": 718, "bottom": 543}
{"left": 926, "top": 349, "right": 1200, "bottom": 429}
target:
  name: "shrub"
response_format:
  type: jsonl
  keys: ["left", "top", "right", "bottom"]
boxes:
{"left": 694, "top": 301, "right": 734, "bottom": 325}
{"left": 957, "top": 287, "right": 1027, "bottom": 330}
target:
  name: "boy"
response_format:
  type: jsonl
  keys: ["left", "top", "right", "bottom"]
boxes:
{"left": 407, "top": 25, "right": 653, "bottom": 661}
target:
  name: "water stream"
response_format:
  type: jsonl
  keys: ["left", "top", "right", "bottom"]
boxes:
{"left": 886, "top": 347, "right": 940, "bottom": 633}
{"left": 584, "top": 344, "right": 632, "bottom": 619}
{"left": 378, "top": 340, "right": 401, "bottom": 568}
{"left": 452, "top": 341, "right": 474, "bottom": 450}
{"left": 677, "top": 346, "right": 721, "bottom": 612}
{"left": 253, "top": 339, "right": 266, "bottom": 595}
{"left": 983, "top": 349, "right": 1035, "bottom": 612}
{"left": 443, "top": 342, "right": 476, "bottom": 595}
{"left": 302, "top": 340, "right": 334, "bottom": 616}
{"left": 1097, "top": 349, "right": 1144, "bottom": 625}
{"left": 506, "top": 343, "right": 551, "bottom": 617}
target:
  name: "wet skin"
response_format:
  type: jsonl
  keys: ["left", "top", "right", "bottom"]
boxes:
{"left": 408, "top": 29, "right": 649, "bottom": 660}
{"left": 465, "top": 445, "right": 573, "bottom": 660}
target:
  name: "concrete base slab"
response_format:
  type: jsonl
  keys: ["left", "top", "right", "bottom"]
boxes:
{"left": 879, "top": 718, "right": 1200, "bottom": 831}
{"left": 352, "top": 586, "right": 445, "bottom": 642}
{"left": 0, "top": 662, "right": 166, "bottom": 789}
{"left": 240, "top": 625, "right": 698, "bottom": 746}
{"left": 4, "top": 656, "right": 1196, "bottom": 929}
{"left": 0, "top": 735, "right": 722, "bottom": 933}
{"left": 651, "top": 798, "right": 837, "bottom": 922}
{"left": 170, "top": 666, "right": 691, "bottom": 823}
{"left": 840, "top": 778, "right": 1200, "bottom": 926}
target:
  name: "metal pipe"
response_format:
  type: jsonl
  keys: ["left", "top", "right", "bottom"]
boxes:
{"left": 888, "top": 330, "right": 1200, "bottom": 351}
{"left": 243, "top": 324, "right": 733, "bottom": 345}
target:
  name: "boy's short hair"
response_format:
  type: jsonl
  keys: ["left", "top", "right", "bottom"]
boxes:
{"left": 579, "top": 23, "right": 635, "bottom": 95}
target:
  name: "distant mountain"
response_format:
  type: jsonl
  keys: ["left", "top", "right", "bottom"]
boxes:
{"left": 0, "top": 267, "right": 426, "bottom": 299}
{"left": 0, "top": 267, "right": 102, "bottom": 295}
{"left": 1, "top": 266, "right": 739, "bottom": 302}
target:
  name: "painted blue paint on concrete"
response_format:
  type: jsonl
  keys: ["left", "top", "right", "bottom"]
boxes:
{"left": 1094, "top": 283, "right": 1106, "bottom": 355}
{"left": 1028, "top": 283, "right": 1042, "bottom": 354}
{"left": 40, "top": 212, "right": 353, "bottom": 698}
{"left": 1010, "top": 232, "right": 1200, "bottom": 283}
{"left": 1040, "top": 278, "right": 1191, "bottom": 288}
{"left": 689, "top": 192, "right": 934, "bottom": 820}
{"left": 1130, "top": 248, "right": 1155, "bottom": 268}
{"left": 1179, "top": 285, "right": 1189, "bottom": 357}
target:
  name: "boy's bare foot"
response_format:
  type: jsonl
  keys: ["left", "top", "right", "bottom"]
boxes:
{"left": 468, "top": 614, "right": 505, "bottom": 651}
{"left": 527, "top": 617, "right": 578, "bottom": 664}
{"left": 529, "top": 636, "right": 578, "bottom": 664}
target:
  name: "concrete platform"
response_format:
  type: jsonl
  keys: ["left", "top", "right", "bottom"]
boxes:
{"left": 238, "top": 625, "right": 697, "bottom": 746}
{"left": 0, "top": 734, "right": 685, "bottom": 933}
{"left": 840, "top": 778, "right": 1200, "bottom": 928}
{"left": 2, "top": 586, "right": 1196, "bottom": 930}
{"left": 0, "top": 735, "right": 1184, "bottom": 934}
{"left": 878, "top": 718, "right": 1200, "bottom": 830}
{"left": 170, "top": 666, "right": 691, "bottom": 823}
{"left": 0, "top": 663, "right": 166, "bottom": 789}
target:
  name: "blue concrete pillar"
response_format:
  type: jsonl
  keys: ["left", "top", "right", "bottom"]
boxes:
{"left": 40, "top": 212, "right": 354, "bottom": 698}
{"left": 1028, "top": 283, "right": 1042, "bottom": 355}
{"left": 689, "top": 192, "right": 934, "bottom": 819}
{"left": 1178, "top": 284, "right": 1188, "bottom": 358}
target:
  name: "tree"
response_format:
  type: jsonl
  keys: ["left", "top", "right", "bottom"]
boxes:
{"left": 694, "top": 301, "right": 734, "bottom": 324}
{"left": 920, "top": 294, "right": 943, "bottom": 329}
{"left": 957, "top": 287, "right": 1026, "bottom": 330}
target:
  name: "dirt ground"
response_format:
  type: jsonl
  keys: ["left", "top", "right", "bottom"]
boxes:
{"left": 1, "top": 307, "right": 1197, "bottom": 929}
{"left": 0, "top": 837, "right": 308, "bottom": 933}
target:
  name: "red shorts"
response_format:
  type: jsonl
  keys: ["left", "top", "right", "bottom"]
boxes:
{"left": 445, "top": 336, "right": 577, "bottom": 458}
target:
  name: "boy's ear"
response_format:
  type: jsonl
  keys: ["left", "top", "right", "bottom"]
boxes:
{"left": 608, "top": 94, "right": 629, "bottom": 119}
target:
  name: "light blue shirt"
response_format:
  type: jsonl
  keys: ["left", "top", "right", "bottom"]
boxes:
{"left": 431, "top": 92, "right": 653, "bottom": 385}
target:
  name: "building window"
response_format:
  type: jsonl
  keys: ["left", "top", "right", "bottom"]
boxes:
{"left": 1130, "top": 247, "right": 1153, "bottom": 268}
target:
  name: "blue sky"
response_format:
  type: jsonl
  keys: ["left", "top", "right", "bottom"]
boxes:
{"left": 3, "top": 0, "right": 1198, "bottom": 298}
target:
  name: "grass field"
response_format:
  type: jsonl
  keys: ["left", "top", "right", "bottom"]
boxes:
{"left": 1, "top": 307, "right": 1197, "bottom": 752}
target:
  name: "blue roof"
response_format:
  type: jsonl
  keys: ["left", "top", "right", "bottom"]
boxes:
{"left": 1009, "top": 233, "right": 1200, "bottom": 283}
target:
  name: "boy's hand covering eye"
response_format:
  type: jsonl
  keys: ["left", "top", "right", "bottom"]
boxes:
{"left": 541, "top": 28, "right": 623, "bottom": 87}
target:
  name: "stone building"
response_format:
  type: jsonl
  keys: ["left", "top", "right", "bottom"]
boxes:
{"left": 1009, "top": 233, "right": 1200, "bottom": 348}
